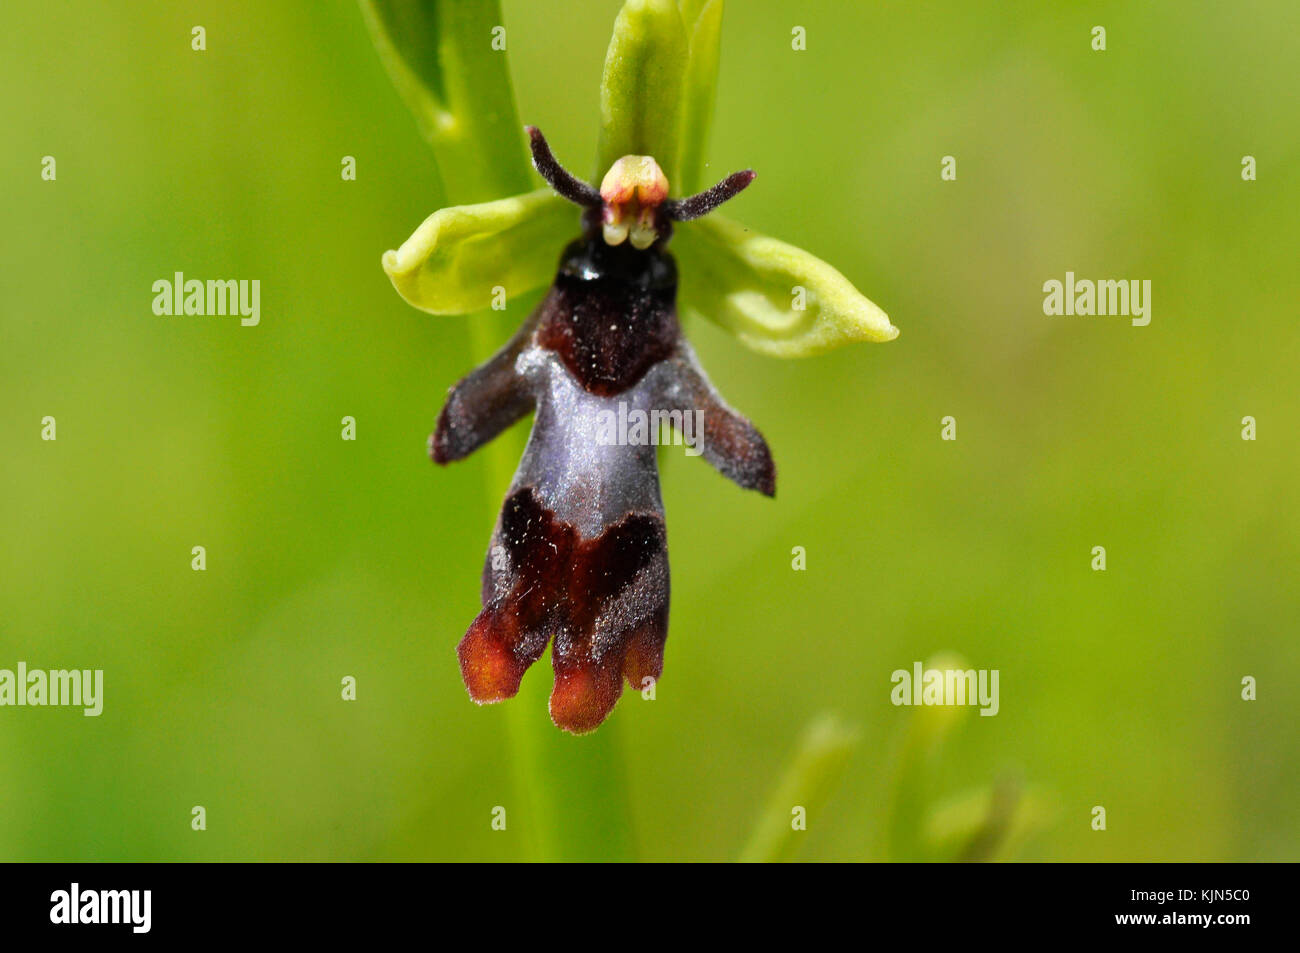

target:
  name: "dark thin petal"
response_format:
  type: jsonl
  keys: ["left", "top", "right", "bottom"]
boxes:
{"left": 658, "top": 343, "right": 777, "bottom": 496}
{"left": 664, "top": 170, "right": 756, "bottom": 221}
{"left": 431, "top": 315, "right": 538, "bottom": 464}
{"left": 527, "top": 126, "right": 601, "bottom": 207}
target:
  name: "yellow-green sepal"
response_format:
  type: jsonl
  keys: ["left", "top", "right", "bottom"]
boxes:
{"left": 676, "top": 0, "right": 724, "bottom": 195}
{"left": 382, "top": 189, "right": 575, "bottom": 315}
{"left": 674, "top": 214, "right": 899, "bottom": 357}
{"left": 596, "top": 0, "right": 690, "bottom": 183}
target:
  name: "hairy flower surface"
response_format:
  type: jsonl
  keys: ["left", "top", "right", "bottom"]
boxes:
{"left": 437, "top": 131, "right": 773, "bottom": 732}
{"left": 368, "top": 0, "right": 897, "bottom": 733}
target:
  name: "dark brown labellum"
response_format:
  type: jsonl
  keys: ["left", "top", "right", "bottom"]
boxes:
{"left": 432, "top": 129, "right": 773, "bottom": 733}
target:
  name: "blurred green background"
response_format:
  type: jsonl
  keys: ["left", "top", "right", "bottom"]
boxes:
{"left": 2, "top": 0, "right": 1297, "bottom": 861}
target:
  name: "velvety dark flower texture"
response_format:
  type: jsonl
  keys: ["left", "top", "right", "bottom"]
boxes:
{"left": 434, "top": 129, "right": 773, "bottom": 733}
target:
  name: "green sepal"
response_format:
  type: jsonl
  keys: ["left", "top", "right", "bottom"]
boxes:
{"left": 674, "top": 214, "right": 899, "bottom": 357}
{"left": 676, "top": 0, "right": 725, "bottom": 195}
{"left": 382, "top": 189, "right": 575, "bottom": 315}
{"left": 596, "top": 0, "right": 690, "bottom": 183}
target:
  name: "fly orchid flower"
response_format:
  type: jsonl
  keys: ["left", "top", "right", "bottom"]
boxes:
{"left": 365, "top": 0, "right": 898, "bottom": 734}
{"left": 435, "top": 128, "right": 771, "bottom": 733}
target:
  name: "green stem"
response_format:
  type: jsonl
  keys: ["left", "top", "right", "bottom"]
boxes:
{"left": 884, "top": 654, "right": 969, "bottom": 861}
{"left": 363, "top": 0, "right": 638, "bottom": 863}
{"left": 359, "top": 0, "right": 530, "bottom": 202}
{"left": 738, "top": 715, "right": 858, "bottom": 862}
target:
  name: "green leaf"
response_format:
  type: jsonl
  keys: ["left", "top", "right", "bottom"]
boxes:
{"left": 737, "top": 715, "right": 859, "bottom": 863}
{"left": 926, "top": 780, "right": 1055, "bottom": 862}
{"left": 676, "top": 0, "right": 725, "bottom": 195}
{"left": 359, "top": 0, "right": 531, "bottom": 203}
{"left": 382, "top": 189, "right": 575, "bottom": 315}
{"left": 596, "top": 0, "right": 690, "bottom": 184}
{"left": 884, "top": 653, "right": 971, "bottom": 861}
{"left": 674, "top": 214, "right": 899, "bottom": 357}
